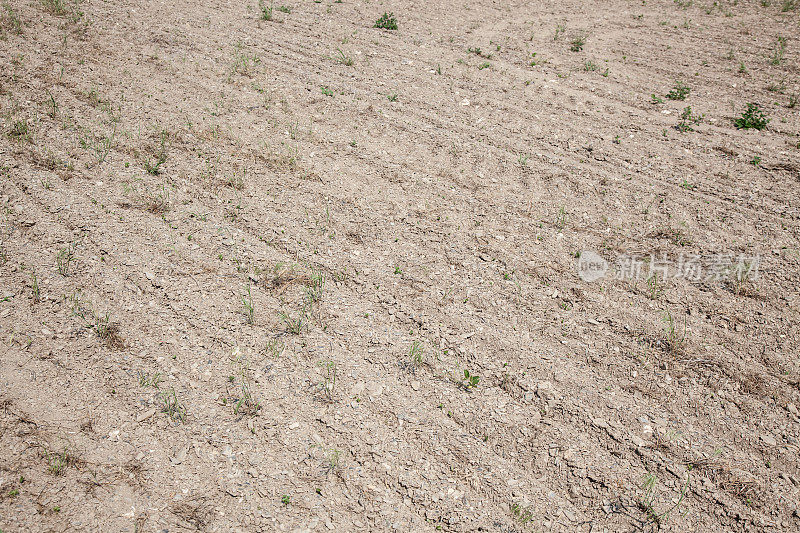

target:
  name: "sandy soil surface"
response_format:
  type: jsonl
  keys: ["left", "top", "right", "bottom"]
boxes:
{"left": 1, "top": 0, "right": 800, "bottom": 531}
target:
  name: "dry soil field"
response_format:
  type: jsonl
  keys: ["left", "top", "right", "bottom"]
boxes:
{"left": 1, "top": 0, "right": 800, "bottom": 531}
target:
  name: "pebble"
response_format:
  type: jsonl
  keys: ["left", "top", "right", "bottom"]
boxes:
{"left": 366, "top": 381, "right": 383, "bottom": 397}
{"left": 136, "top": 408, "right": 157, "bottom": 422}
{"left": 761, "top": 433, "right": 777, "bottom": 447}
{"left": 536, "top": 381, "right": 555, "bottom": 400}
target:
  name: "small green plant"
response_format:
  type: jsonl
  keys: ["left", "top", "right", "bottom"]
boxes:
{"left": 2, "top": 4, "right": 23, "bottom": 35}
{"left": 665, "top": 80, "right": 690, "bottom": 100}
{"left": 321, "top": 86, "right": 334, "bottom": 97}
{"left": 511, "top": 502, "right": 534, "bottom": 525}
{"left": 553, "top": 22, "right": 566, "bottom": 40}
{"left": 570, "top": 33, "right": 586, "bottom": 52}
{"left": 241, "top": 284, "right": 255, "bottom": 324}
{"left": 318, "top": 360, "right": 338, "bottom": 400}
{"left": 770, "top": 36, "right": 787, "bottom": 65}
{"left": 556, "top": 206, "right": 567, "bottom": 230}
{"left": 226, "top": 168, "right": 245, "bottom": 190}
{"left": 734, "top": 103, "right": 770, "bottom": 130}
{"left": 145, "top": 184, "right": 171, "bottom": 214}
{"left": 232, "top": 347, "right": 260, "bottom": 415}
{"left": 30, "top": 271, "right": 40, "bottom": 303}
{"left": 477, "top": 61, "right": 491, "bottom": 70}
{"left": 259, "top": 1, "right": 273, "bottom": 21}
{"left": 662, "top": 310, "right": 688, "bottom": 355}
{"left": 676, "top": 106, "right": 703, "bottom": 132}
{"left": 143, "top": 130, "right": 168, "bottom": 175}
{"left": 281, "top": 494, "right": 291, "bottom": 505}
{"left": 750, "top": 155, "right": 761, "bottom": 166}
{"left": 322, "top": 447, "right": 341, "bottom": 474}
{"left": 781, "top": 0, "right": 797, "bottom": 11}
{"left": 280, "top": 306, "right": 307, "bottom": 334}
{"left": 387, "top": 92, "right": 398, "bottom": 101}
{"left": 306, "top": 269, "right": 324, "bottom": 302}
{"left": 374, "top": 12, "right": 397, "bottom": 30}
{"left": 56, "top": 243, "right": 76, "bottom": 276}
{"left": 731, "top": 259, "right": 757, "bottom": 296}
{"left": 138, "top": 371, "right": 162, "bottom": 388}
{"left": 584, "top": 60, "right": 598, "bottom": 71}
{"left": 276, "top": 5, "right": 291, "bottom": 13}
{"left": 646, "top": 274, "right": 664, "bottom": 300}
{"left": 161, "top": 388, "right": 186, "bottom": 422}
{"left": 334, "top": 48, "right": 353, "bottom": 66}
{"left": 92, "top": 311, "right": 122, "bottom": 348}
{"left": 639, "top": 466, "right": 692, "bottom": 525}
{"left": 789, "top": 94, "right": 798, "bottom": 108}
{"left": 40, "top": 0, "right": 67, "bottom": 16}
{"left": 8, "top": 119, "right": 29, "bottom": 141}
{"left": 409, "top": 340, "right": 424, "bottom": 368}
{"left": 264, "top": 338, "right": 285, "bottom": 358}
{"left": 45, "top": 448, "right": 74, "bottom": 476}
{"left": 462, "top": 369, "right": 480, "bottom": 389}
{"left": 651, "top": 94, "right": 664, "bottom": 104}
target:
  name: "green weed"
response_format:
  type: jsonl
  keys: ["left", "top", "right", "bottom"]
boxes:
{"left": 570, "top": 33, "right": 586, "bottom": 52}
{"left": 462, "top": 369, "right": 480, "bottom": 389}
{"left": 665, "top": 80, "right": 690, "bottom": 100}
{"left": 374, "top": 12, "right": 397, "bottom": 30}
{"left": 161, "top": 388, "right": 186, "bottom": 422}
{"left": 734, "top": 103, "right": 770, "bottom": 130}
{"left": 676, "top": 106, "right": 703, "bottom": 132}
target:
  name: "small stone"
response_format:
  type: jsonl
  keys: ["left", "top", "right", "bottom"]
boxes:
{"left": 410, "top": 380, "right": 420, "bottom": 391}
{"left": 761, "top": 433, "right": 777, "bottom": 447}
{"left": 136, "top": 408, "right": 156, "bottom": 422}
{"left": 366, "top": 381, "right": 383, "bottom": 397}
{"left": 171, "top": 446, "right": 188, "bottom": 465}
{"left": 536, "top": 381, "right": 555, "bottom": 400}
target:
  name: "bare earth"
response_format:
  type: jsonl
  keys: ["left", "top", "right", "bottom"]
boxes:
{"left": 1, "top": 0, "right": 800, "bottom": 531}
